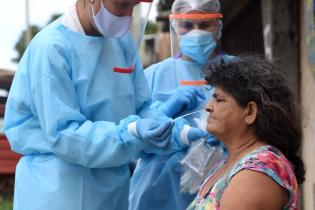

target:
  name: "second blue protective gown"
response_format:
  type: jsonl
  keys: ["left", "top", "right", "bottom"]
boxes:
{"left": 129, "top": 55, "right": 233, "bottom": 210}
{"left": 3, "top": 19, "right": 152, "bottom": 210}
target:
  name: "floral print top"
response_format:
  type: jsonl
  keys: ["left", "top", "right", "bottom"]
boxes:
{"left": 187, "top": 145, "right": 299, "bottom": 210}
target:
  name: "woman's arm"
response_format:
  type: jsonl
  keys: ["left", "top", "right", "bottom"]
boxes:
{"left": 220, "top": 170, "right": 288, "bottom": 210}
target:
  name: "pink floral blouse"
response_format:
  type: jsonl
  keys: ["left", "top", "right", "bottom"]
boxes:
{"left": 187, "top": 145, "right": 299, "bottom": 210}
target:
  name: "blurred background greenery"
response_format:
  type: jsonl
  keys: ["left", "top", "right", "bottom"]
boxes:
{"left": 0, "top": 199, "right": 13, "bottom": 210}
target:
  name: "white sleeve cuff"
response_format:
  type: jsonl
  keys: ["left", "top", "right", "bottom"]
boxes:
{"left": 180, "top": 125, "right": 191, "bottom": 145}
{"left": 128, "top": 121, "right": 138, "bottom": 137}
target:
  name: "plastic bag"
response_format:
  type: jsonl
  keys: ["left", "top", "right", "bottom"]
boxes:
{"left": 176, "top": 85, "right": 224, "bottom": 194}
{"left": 180, "top": 138, "right": 224, "bottom": 194}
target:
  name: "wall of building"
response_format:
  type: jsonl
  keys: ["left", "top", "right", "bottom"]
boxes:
{"left": 301, "top": 1, "right": 315, "bottom": 209}
{"left": 221, "top": 0, "right": 264, "bottom": 55}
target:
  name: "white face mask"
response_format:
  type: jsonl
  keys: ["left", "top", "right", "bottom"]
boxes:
{"left": 91, "top": 1, "right": 132, "bottom": 38}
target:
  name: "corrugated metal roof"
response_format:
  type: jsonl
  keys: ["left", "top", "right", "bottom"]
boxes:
{"left": 0, "top": 135, "right": 21, "bottom": 174}
{"left": 0, "top": 69, "right": 14, "bottom": 90}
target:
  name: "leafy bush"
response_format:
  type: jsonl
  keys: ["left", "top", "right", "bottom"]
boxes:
{"left": 0, "top": 199, "right": 13, "bottom": 210}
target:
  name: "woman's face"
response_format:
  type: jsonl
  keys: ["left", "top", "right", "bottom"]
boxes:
{"left": 205, "top": 86, "right": 248, "bottom": 138}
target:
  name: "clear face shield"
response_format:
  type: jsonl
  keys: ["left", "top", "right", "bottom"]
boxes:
{"left": 169, "top": 12, "right": 222, "bottom": 85}
{"left": 112, "top": 0, "right": 154, "bottom": 73}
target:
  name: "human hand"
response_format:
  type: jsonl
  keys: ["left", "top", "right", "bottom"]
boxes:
{"left": 185, "top": 127, "right": 209, "bottom": 145}
{"left": 174, "top": 118, "right": 208, "bottom": 146}
{"left": 128, "top": 118, "right": 174, "bottom": 148}
{"left": 160, "top": 86, "right": 206, "bottom": 118}
{"left": 205, "top": 134, "right": 222, "bottom": 147}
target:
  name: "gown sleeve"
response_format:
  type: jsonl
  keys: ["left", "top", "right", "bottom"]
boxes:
{"left": 3, "top": 31, "right": 148, "bottom": 168}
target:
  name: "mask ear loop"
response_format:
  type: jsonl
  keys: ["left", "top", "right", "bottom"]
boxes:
{"left": 90, "top": 0, "right": 102, "bottom": 16}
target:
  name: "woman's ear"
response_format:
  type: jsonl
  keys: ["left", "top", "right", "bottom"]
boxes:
{"left": 244, "top": 101, "right": 257, "bottom": 125}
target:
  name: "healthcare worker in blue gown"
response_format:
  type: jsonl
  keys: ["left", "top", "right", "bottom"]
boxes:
{"left": 2, "top": 0, "right": 205, "bottom": 210}
{"left": 129, "top": 0, "right": 235, "bottom": 209}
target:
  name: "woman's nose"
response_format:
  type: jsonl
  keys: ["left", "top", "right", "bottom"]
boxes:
{"left": 205, "top": 99, "right": 214, "bottom": 113}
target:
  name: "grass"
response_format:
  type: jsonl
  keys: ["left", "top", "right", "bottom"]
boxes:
{"left": 0, "top": 199, "right": 13, "bottom": 210}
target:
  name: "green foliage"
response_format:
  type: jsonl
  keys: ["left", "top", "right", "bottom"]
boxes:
{"left": 12, "top": 14, "right": 62, "bottom": 63}
{"left": 12, "top": 25, "right": 40, "bottom": 63}
{"left": 0, "top": 199, "right": 13, "bottom": 210}
{"left": 47, "top": 14, "right": 62, "bottom": 24}
{"left": 145, "top": 21, "right": 157, "bottom": 34}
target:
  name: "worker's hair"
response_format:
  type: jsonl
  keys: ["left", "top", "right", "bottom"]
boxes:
{"left": 204, "top": 55, "right": 305, "bottom": 184}
{"left": 77, "top": 0, "right": 89, "bottom": 7}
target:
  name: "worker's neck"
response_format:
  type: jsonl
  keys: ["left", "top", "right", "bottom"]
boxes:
{"left": 76, "top": 2, "right": 101, "bottom": 37}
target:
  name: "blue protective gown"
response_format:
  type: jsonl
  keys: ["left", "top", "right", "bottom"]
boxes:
{"left": 129, "top": 55, "right": 233, "bottom": 210}
{"left": 3, "top": 19, "right": 152, "bottom": 210}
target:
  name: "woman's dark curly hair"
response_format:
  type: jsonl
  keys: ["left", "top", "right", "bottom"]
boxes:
{"left": 204, "top": 55, "right": 305, "bottom": 184}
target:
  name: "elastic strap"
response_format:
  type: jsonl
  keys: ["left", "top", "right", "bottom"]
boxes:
{"left": 170, "top": 13, "right": 223, "bottom": 20}
{"left": 180, "top": 80, "right": 207, "bottom": 86}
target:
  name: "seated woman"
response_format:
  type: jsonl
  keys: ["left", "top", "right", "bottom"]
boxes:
{"left": 187, "top": 56, "right": 305, "bottom": 210}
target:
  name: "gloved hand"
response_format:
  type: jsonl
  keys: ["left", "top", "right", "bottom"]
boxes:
{"left": 160, "top": 86, "right": 206, "bottom": 118}
{"left": 205, "top": 134, "right": 222, "bottom": 147}
{"left": 183, "top": 127, "right": 209, "bottom": 145}
{"left": 172, "top": 118, "right": 208, "bottom": 148}
{"left": 128, "top": 118, "right": 174, "bottom": 148}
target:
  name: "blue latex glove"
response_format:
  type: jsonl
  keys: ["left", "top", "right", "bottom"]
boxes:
{"left": 206, "top": 135, "right": 228, "bottom": 157}
{"left": 160, "top": 86, "right": 206, "bottom": 118}
{"left": 185, "top": 126, "right": 208, "bottom": 145}
{"left": 185, "top": 127, "right": 209, "bottom": 145}
{"left": 128, "top": 119, "right": 174, "bottom": 148}
{"left": 205, "top": 134, "right": 222, "bottom": 147}
{"left": 171, "top": 118, "right": 208, "bottom": 149}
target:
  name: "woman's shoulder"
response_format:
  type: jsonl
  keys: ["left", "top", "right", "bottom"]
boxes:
{"left": 221, "top": 166, "right": 290, "bottom": 209}
{"left": 227, "top": 145, "right": 299, "bottom": 209}
{"left": 231, "top": 146, "right": 296, "bottom": 182}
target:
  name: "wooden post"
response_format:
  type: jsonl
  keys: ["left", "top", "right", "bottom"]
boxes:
{"left": 261, "top": 0, "right": 300, "bottom": 96}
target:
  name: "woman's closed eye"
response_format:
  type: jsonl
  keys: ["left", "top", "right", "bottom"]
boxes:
{"left": 213, "top": 93, "right": 225, "bottom": 103}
